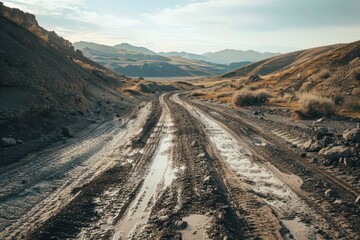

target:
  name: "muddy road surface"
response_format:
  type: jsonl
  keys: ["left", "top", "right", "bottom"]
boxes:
{"left": 1, "top": 93, "right": 360, "bottom": 240}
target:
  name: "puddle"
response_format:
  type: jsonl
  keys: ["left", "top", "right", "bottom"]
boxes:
{"left": 181, "top": 214, "right": 210, "bottom": 240}
{"left": 175, "top": 96, "right": 319, "bottom": 239}
{"left": 283, "top": 217, "right": 315, "bottom": 240}
{"left": 112, "top": 100, "right": 177, "bottom": 239}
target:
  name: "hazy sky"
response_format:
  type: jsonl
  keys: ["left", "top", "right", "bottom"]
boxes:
{"left": 3, "top": 0, "right": 360, "bottom": 54}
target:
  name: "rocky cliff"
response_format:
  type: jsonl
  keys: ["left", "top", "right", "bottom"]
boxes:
{"left": 0, "top": 1, "right": 73, "bottom": 50}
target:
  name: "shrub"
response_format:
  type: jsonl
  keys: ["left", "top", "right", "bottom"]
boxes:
{"left": 332, "top": 94, "right": 344, "bottom": 105}
{"left": 216, "top": 92, "right": 232, "bottom": 99}
{"left": 273, "top": 92, "right": 295, "bottom": 103}
{"left": 300, "top": 81, "right": 314, "bottom": 92}
{"left": 298, "top": 93, "right": 335, "bottom": 117}
{"left": 232, "top": 89, "right": 270, "bottom": 107}
{"left": 318, "top": 69, "right": 331, "bottom": 79}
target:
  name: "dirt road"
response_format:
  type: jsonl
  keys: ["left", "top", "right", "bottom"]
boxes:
{"left": 1, "top": 93, "right": 359, "bottom": 240}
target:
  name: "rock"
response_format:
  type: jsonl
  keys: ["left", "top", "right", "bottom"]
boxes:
{"left": 355, "top": 196, "right": 360, "bottom": 204}
{"left": 315, "top": 118, "right": 325, "bottom": 123}
{"left": 253, "top": 110, "right": 261, "bottom": 115}
{"left": 176, "top": 220, "right": 188, "bottom": 229}
{"left": 310, "top": 158, "right": 318, "bottom": 164}
{"left": 343, "top": 128, "right": 360, "bottom": 143}
{"left": 248, "top": 74, "right": 262, "bottom": 82}
{"left": 315, "top": 126, "right": 329, "bottom": 134}
{"left": 322, "top": 136, "right": 334, "bottom": 147}
{"left": 197, "top": 153, "right": 206, "bottom": 158}
{"left": 204, "top": 176, "right": 211, "bottom": 183}
{"left": 319, "top": 146, "right": 351, "bottom": 160}
{"left": 62, "top": 127, "right": 74, "bottom": 138}
{"left": 158, "top": 215, "right": 169, "bottom": 222}
{"left": 0, "top": 137, "right": 17, "bottom": 147}
{"left": 16, "top": 139, "right": 23, "bottom": 144}
{"left": 300, "top": 152, "right": 307, "bottom": 158}
{"left": 334, "top": 199, "right": 344, "bottom": 205}
{"left": 344, "top": 158, "right": 354, "bottom": 167}
{"left": 191, "top": 140, "right": 199, "bottom": 147}
{"left": 314, "top": 132, "right": 324, "bottom": 140}
{"left": 69, "top": 110, "right": 77, "bottom": 116}
{"left": 325, "top": 189, "right": 338, "bottom": 198}
{"left": 303, "top": 139, "right": 323, "bottom": 152}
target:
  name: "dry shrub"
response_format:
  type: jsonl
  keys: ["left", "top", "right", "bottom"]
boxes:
{"left": 332, "top": 94, "right": 344, "bottom": 105}
{"left": 216, "top": 92, "right": 233, "bottom": 99}
{"left": 318, "top": 69, "right": 331, "bottom": 79}
{"left": 229, "top": 81, "right": 243, "bottom": 90}
{"left": 352, "top": 88, "right": 360, "bottom": 96}
{"left": 300, "top": 81, "right": 314, "bottom": 92}
{"left": 274, "top": 92, "right": 295, "bottom": 103}
{"left": 298, "top": 93, "right": 335, "bottom": 117}
{"left": 233, "top": 89, "right": 270, "bottom": 107}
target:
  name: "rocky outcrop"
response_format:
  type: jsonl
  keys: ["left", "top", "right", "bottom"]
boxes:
{"left": 343, "top": 128, "right": 360, "bottom": 143}
{"left": 0, "top": 2, "right": 73, "bottom": 50}
{"left": 319, "top": 146, "right": 351, "bottom": 160}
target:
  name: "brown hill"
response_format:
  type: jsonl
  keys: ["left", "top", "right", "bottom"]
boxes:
{"left": 0, "top": 2, "right": 138, "bottom": 165}
{"left": 194, "top": 41, "right": 360, "bottom": 118}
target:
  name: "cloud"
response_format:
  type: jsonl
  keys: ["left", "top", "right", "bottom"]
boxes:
{"left": 3, "top": 0, "right": 360, "bottom": 53}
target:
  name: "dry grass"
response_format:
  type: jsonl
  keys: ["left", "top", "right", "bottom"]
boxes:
{"left": 297, "top": 93, "right": 335, "bottom": 117}
{"left": 189, "top": 91, "right": 206, "bottom": 97}
{"left": 300, "top": 81, "right": 314, "bottom": 92}
{"left": 216, "top": 92, "right": 233, "bottom": 99}
{"left": 232, "top": 89, "right": 270, "bottom": 107}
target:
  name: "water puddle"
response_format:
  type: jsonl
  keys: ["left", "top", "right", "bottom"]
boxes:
{"left": 181, "top": 214, "right": 210, "bottom": 240}
{"left": 112, "top": 100, "right": 176, "bottom": 239}
{"left": 283, "top": 217, "right": 315, "bottom": 240}
{"left": 176, "top": 97, "right": 319, "bottom": 239}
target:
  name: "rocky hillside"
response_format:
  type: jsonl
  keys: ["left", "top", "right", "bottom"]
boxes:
{"left": 222, "top": 42, "right": 360, "bottom": 101}
{"left": 0, "top": 2, "right": 137, "bottom": 165}
{"left": 192, "top": 41, "right": 360, "bottom": 118}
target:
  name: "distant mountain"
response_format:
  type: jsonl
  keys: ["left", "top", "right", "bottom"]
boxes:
{"left": 159, "top": 51, "right": 210, "bottom": 62}
{"left": 75, "top": 42, "right": 279, "bottom": 66}
{"left": 73, "top": 41, "right": 115, "bottom": 53}
{"left": 113, "top": 43, "right": 156, "bottom": 55}
{"left": 75, "top": 42, "right": 247, "bottom": 77}
{"left": 203, "top": 49, "right": 280, "bottom": 64}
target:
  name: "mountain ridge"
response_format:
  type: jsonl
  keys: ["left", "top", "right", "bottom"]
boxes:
{"left": 74, "top": 41, "right": 279, "bottom": 65}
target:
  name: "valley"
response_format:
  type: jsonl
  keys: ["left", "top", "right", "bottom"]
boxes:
{"left": 1, "top": 1, "right": 360, "bottom": 240}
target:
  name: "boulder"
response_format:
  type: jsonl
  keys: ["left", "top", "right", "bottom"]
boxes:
{"left": 322, "top": 136, "right": 334, "bottom": 147}
{"left": 62, "top": 127, "right": 74, "bottom": 138}
{"left": 343, "top": 128, "right": 360, "bottom": 143}
{"left": 303, "top": 139, "right": 323, "bottom": 152}
{"left": 176, "top": 220, "right": 188, "bottom": 229}
{"left": 319, "top": 146, "right": 351, "bottom": 160}
{"left": 0, "top": 137, "right": 17, "bottom": 147}
{"left": 310, "top": 158, "right": 318, "bottom": 164}
{"left": 325, "top": 189, "right": 338, "bottom": 198}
